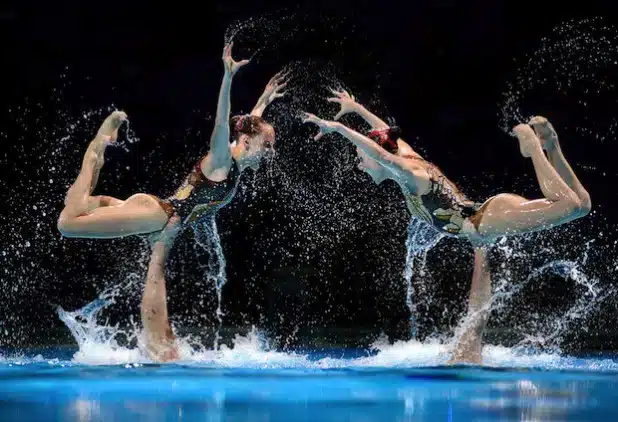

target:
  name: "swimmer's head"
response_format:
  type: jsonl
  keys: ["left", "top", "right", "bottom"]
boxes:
{"left": 368, "top": 126, "right": 402, "bottom": 154}
{"left": 356, "top": 126, "right": 403, "bottom": 184}
{"left": 231, "top": 114, "right": 276, "bottom": 170}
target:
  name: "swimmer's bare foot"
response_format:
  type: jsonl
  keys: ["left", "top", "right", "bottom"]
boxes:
{"left": 96, "top": 110, "right": 128, "bottom": 144}
{"left": 529, "top": 116, "right": 558, "bottom": 150}
{"left": 513, "top": 124, "right": 542, "bottom": 158}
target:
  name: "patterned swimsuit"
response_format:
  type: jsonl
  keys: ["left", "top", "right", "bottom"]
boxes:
{"left": 402, "top": 156, "right": 485, "bottom": 236}
{"left": 155, "top": 157, "right": 241, "bottom": 225}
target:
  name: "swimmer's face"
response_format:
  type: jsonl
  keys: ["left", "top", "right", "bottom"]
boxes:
{"left": 356, "top": 147, "right": 386, "bottom": 184}
{"left": 244, "top": 123, "right": 276, "bottom": 170}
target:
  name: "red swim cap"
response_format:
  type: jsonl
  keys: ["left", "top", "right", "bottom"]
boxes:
{"left": 368, "top": 128, "right": 399, "bottom": 153}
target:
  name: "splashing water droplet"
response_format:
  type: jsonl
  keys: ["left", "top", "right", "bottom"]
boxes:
{"left": 403, "top": 219, "right": 444, "bottom": 338}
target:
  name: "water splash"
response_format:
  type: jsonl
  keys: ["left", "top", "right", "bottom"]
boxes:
{"left": 57, "top": 289, "right": 142, "bottom": 365}
{"left": 11, "top": 316, "right": 618, "bottom": 371}
{"left": 487, "top": 235, "right": 611, "bottom": 354}
{"left": 403, "top": 218, "right": 444, "bottom": 338}
{"left": 224, "top": 11, "right": 300, "bottom": 61}
{"left": 193, "top": 215, "right": 228, "bottom": 349}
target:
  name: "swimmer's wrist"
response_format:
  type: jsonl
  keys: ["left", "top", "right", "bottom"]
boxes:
{"left": 222, "top": 71, "right": 233, "bottom": 80}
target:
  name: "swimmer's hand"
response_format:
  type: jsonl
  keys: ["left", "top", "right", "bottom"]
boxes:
{"left": 301, "top": 112, "right": 340, "bottom": 141}
{"left": 260, "top": 71, "right": 289, "bottom": 105}
{"left": 222, "top": 42, "right": 250, "bottom": 76}
{"left": 327, "top": 89, "right": 358, "bottom": 120}
{"left": 251, "top": 71, "right": 289, "bottom": 117}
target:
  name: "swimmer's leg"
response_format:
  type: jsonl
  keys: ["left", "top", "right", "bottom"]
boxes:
{"left": 62, "top": 111, "right": 127, "bottom": 216}
{"left": 529, "top": 116, "right": 591, "bottom": 209}
{"left": 140, "top": 216, "right": 181, "bottom": 363}
{"left": 58, "top": 193, "right": 169, "bottom": 238}
{"left": 476, "top": 125, "right": 590, "bottom": 240}
{"left": 449, "top": 246, "right": 492, "bottom": 365}
{"left": 57, "top": 111, "right": 169, "bottom": 238}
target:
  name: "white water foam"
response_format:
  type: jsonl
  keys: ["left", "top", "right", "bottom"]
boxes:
{"left": 3, "top": 329, "right": 618, "bottom": 372}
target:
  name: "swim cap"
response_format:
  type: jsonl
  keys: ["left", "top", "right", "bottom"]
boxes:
{"left": 368, "top": 126, "right": 401, "bottom": 154}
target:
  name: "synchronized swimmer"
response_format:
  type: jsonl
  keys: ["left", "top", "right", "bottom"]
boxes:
{"left": 58, "top": 43, "right": 287, "bottom": 361}
{"left": 303, "top": 90, "right": 590, "bottom": 363}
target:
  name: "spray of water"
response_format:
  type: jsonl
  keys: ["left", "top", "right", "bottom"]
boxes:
{"left": 402, "top": 218, "right": 444, "bottom": 338}
{"left": 489, "top": 234, "right": 613, "bottom": 353}
{"left": 499, "top": 17, "right": 618, "bottom": 134}
{"left": 57, "top": 287, "right": 143, "bottom": 365}
{"left": 193, "top": 215, "right": 228, "bottom": 349}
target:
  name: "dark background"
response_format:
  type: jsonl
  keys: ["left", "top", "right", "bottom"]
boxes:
{"left": 1, "top": 0, "right": 618, "bottom": 354}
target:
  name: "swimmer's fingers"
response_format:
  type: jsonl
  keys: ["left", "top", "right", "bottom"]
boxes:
{"left": 342, "top": 89, "right": 354, "bottom": 100}
{"left": 300, "top": 112, "right": 325, "bottom": 140}
{"left": 273, "top": 81, "right": 288, "bottom": 93}
{"left": 302, "top": 112, "right": 327, "bottom": 128}
{"left": 267, "top": 71, "right": 289, "bottom": 91}
{"left": 273, "top": 70, "right": 290, "bottom": 84}
{"left": 223, "top": 42, "right": 251, "bottom": 73}
{"left": 264, "top": 75, "right": 288, "bottom": 102}
{"left": 301, "top": 111, "right": 318, "bottom": 124}
{"left": 329, "top": 88, "right": 354, "bottom": 101}
{"left": 333, "top": 109, "right": 347, "bottom": 121}
{"left": 327, "top": 97, "right": 345, "bottom": 120}
{"left": 328, "top": 96, "right": 354, "bottom": 120}
{"left": 222, "top": 42, "right": 233, "bottom": 59}
{"left": 328, "top": 88, "right": 348, "bottom": 99}
{"left": 272, "top": 70, "right": 286, "bottom": 80}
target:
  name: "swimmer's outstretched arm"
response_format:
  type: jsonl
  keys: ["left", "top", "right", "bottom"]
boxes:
{"left": 250, "top": 71, "right": 288, "bottom": 117}
{"left": 302, "top": 112, "right": 430, "bottom": 193}
{"left": 327, "top": 89, "right": 389, "bottom": 130}
{"left": 203, "top": 43, "right": 250, "bottom": 173}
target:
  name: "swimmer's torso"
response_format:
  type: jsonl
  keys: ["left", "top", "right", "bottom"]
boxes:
{"left": 402, "top": 157, "right": 481, "bottom": 236}
{"left": 159, "top": 157, "right": 241, "bottom": 224}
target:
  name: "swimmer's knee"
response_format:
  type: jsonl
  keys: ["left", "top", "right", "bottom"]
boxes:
{"left": 57, "top": 209, "right": 86, "bottom": 238}
{"left": 578, "top": 192, "right": 592, "bottom": 218}
{"left": 57, "top": 213, "right": 74, "bottom": 237}
{"left": 561, "top": 192, "right": 587, "bottom": 220}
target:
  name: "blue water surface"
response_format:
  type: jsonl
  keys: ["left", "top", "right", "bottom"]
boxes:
{"left": 2, "top": 347, "right": 618, "bottom": 421}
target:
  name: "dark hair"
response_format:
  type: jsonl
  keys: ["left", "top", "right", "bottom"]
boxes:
{"left": 368, "top": 126, "right": 402, "bottom": 154}
{"left": 230, "top": 114, "right": 269, "bottom": 141}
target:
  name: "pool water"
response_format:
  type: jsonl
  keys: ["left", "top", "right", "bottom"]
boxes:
{"left": 2, "top": 347, "right": 618, "bottom": 421}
